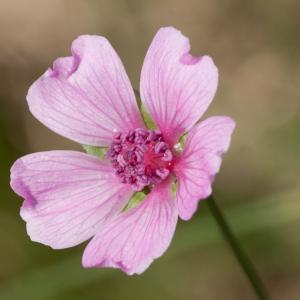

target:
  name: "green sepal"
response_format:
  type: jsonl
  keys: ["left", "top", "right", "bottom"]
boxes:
{"left": 82, "top": 145, "right": 107, "bottom": 159}
{"left": 171, "top": 181, "right": 178, "bottom": 197}
{"left": 123, "top": 191, "right": 146, "bottom": 211}
{"left": 134, "top": 89, "right": 156, "bottom": 130}
{"left": 141, "top": 105, "right": 156, "bottom": 130}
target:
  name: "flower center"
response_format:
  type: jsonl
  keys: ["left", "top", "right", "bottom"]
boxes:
{"left": 108, "top": 128, "right": 173, "bottom": 191}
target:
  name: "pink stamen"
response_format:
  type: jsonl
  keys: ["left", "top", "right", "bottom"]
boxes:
{"left": 108, "top": 128, "right": 173, "bottom": 191}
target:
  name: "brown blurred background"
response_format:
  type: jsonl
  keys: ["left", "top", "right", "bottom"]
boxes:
{"left": 0, "top": 0, "right": 299, "bottom": 299}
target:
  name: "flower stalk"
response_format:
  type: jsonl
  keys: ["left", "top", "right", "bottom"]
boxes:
{"left": 206, "top": 196, "right": 271, "bottom": 300}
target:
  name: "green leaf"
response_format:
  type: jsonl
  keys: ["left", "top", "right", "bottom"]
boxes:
{"left": 82, "top": 145, "right": 107, "bottom": 159}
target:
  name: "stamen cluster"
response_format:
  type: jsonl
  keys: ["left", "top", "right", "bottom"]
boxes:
{"left": 108, "top": 128, "right": 173, "bottom": 190}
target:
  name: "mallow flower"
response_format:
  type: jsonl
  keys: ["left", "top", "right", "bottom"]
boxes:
{"left": 10, "top": 27, "right": 235, "bottom": 275}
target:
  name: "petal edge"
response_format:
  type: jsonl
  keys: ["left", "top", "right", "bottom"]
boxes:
{"left": 28, "top": 35, "right": 144, "bottom": 146}
{"left": 140, "top": 27, "right": 218, "bottom": 145}
{"left": 10, "top": 151, "right": 133, "bottom": 249}
{"left": 174, "top": 116, "right": 235, "bottom": 220}
{"left": 82, "top": 180, "right": 178, "bottom": 274}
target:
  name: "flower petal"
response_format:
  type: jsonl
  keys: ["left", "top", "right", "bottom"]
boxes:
{"left": 140, "top": 27, "right": 218, "bottom": 145}
{"left": 174, "top": 117, "right": 235, "bottom": 220}
{"left": 27, "top": 35, "right": 144, "bottom": 146}
{"left": 10, "top": 151, "right": 133, "bottom": 249}
{"left": 82, "top": 180, "right": 178, "bottom": 275}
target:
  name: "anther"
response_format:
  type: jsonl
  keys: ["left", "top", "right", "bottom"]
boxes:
{"left": 108, "top": 128, "right": 173, "bottom": 191}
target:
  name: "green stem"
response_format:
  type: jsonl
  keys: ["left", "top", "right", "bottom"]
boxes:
{"left": 206, "top": 196, "right": 271, "bottom": 300}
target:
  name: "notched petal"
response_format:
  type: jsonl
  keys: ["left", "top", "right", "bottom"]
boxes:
{"left": 50, "top": 54, "right": 80, "bottom": 79}
{"left": 140, "top": 26, "right": 219, "bottom": 146}
{"left": 179, "top": 52, "right": 203, "bottom": 65}
{"left": 174, "top": 116, "right": 235, "bottom": 220}
{"left": 10, "top": 151, "right": 134, "bottom": 249}
{"left": 27, "top": 35, "right": 144, "bottom": 146}
{"left": 82, "top": 180, "right": 178, "bottom": 274}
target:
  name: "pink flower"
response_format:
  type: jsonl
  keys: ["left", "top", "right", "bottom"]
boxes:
{"left": 10, "top": 27, "right": 235, "bottom": 275}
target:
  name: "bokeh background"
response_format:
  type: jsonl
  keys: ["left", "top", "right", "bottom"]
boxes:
{"left": 0, "top": 0, "right": 299, "bottom": 299}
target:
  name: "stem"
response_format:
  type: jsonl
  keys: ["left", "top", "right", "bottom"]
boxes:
{"left": 206, "top": 196, "right": 271, "bottom": 300}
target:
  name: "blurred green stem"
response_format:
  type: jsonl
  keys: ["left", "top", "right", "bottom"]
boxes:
{"left": 207, "top": 196, "right": 270, "bottom": 300}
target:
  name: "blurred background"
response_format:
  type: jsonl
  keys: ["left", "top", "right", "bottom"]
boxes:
{"left": 0, "top": 0, "right": 299, "bottom": 299}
